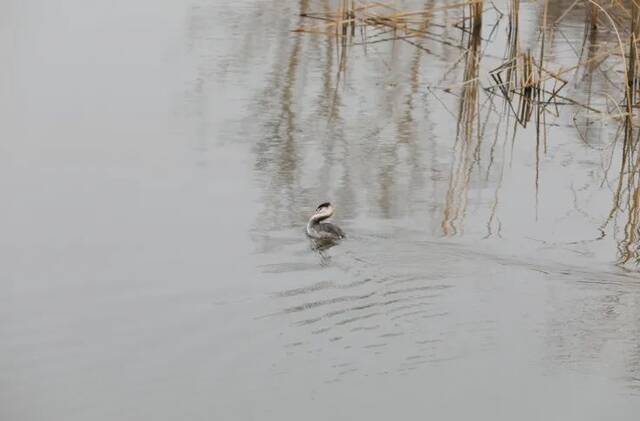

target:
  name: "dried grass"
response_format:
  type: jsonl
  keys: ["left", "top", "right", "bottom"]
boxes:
{"left": 291, "top": 0, "right": 640, "bottom": 264}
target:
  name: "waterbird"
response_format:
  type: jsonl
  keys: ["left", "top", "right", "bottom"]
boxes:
{"left": 306, "top": 202, "right": 345, "bottom": 241}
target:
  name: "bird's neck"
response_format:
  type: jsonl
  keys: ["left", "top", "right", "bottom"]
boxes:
{"left": 309, "top": 213, "right": 330, "bottom": 224}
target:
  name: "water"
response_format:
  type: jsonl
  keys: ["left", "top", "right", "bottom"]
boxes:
{"left": 2, "top": 1, "right": 640, "bottom": 420}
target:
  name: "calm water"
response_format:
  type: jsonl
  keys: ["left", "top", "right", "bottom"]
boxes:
{"left": 2, "top": 1, "right": 640, "bottom": 420}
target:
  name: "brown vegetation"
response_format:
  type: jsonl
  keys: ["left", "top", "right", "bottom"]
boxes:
{"left": 293, "top": 0, "right": 640, "bottom": 264}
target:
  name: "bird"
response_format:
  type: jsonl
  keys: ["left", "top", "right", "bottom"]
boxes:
{"left": 306, "top": 202, "right": 345, "bottom": 241}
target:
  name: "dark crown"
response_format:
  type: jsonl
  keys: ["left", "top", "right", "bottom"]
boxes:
{"left": 317, "top": 202, "right": 331, "bottom": 210}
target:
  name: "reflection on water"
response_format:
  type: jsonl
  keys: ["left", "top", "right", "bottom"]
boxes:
{"left": 248, "top": 0, "right": 640, "bottom": 411}
{"left": 3, "top": 1, "right": 640, "bottom": 420}
{"left": 254, "top": 0, "right": 640, "bottom": 262}
{"left": 443, "top": 4, "right": 483, "bottom": 236}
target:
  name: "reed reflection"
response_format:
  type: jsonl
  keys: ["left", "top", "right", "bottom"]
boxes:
{"left": 442, "top": 1, "right": 483, "bottom": 236}
{"left": 249, "top": 0, "right": 640, "bottom": 262}
{"left": 242, "top": 0, "right": 640, "bottom": 393}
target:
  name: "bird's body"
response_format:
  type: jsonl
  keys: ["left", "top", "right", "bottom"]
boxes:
{"left": 307, "top": 221, "right": 345, "bottom": 240}
{"left": 306, "top": 202, "right": 345, "bottom": 241}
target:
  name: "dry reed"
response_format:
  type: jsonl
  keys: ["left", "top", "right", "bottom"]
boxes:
{"left": 291, "top": 0, "right": 640, "bottom": 264}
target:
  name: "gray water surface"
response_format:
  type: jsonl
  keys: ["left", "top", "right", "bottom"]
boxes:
{"left": 2, "top": 1, "right": 640, "bottom": 420}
